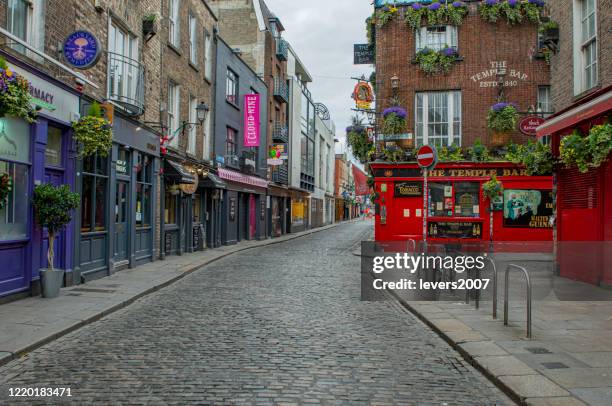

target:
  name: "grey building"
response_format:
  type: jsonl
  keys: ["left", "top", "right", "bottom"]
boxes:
{"left": 211, "top": 37, "right": 269, "bottom": 246}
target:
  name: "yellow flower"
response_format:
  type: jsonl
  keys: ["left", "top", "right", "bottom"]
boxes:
{"left": 390, "top": 6, "right": 398, "bottom": 13}
{"left": 5, "top": 69, "right": 13, "bottom": 77}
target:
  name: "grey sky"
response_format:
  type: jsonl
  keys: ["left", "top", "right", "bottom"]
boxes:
{"left": 264, "top": 0, "right": 373, "bottom": 157}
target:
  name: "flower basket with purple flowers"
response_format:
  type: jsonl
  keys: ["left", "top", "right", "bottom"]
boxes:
{"left": 382, "top": 107, "right": 413, "bottom": 149}
{"left": 479, "top": 0, "right": 544, "bottom": 25}
{"left": 0, "top": 57, "right": 37, "bottom": 123}
{"left": 404, "top": 1, "right": 468, "bottom": 30}
{"left": 487, "top": 102, "right": 519, "bottom": 146}
{"left": 376, "top": 4, "right": 400, "bottom": 27}
{"left": 414, "top": 47, "right": 459, "bottom": 75}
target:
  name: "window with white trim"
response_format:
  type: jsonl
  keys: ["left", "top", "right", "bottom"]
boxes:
{"left": 108, "top": 22, "right": 139, "bottom": 106}
{"left": 574, "top": 0, "right": 597, "bottom": 93}
{"left": 167, "top": 82, "right": 180, "bottom": 147}
{"left": 537, "top": 86, "right": 552, "bottom": 116}
{"left": 416, "top": 26, "right": 458, "bottom": 52}
{"left": 188, "top": 96, "right": 197, "bottom": 154}
{"left": 189, "top": 13, "right": 197, "bottom": 64}
{"left": 169, "top": 0, "right": 180, "bottom": 47}
{"left": 7, "top": 0, "right": 45, "bottom": 55}
{"left": 204, "top": 31, "right": 212, "bottom": 81}
{"left": 415, "top": 91, "right": 462, "bottom": 148}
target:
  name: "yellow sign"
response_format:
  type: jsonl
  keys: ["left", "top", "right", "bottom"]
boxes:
{"left": 180, "top": 182, "right": 198, "bottom": 195}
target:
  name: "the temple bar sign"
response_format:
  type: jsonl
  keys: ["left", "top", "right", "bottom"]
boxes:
{"left": 471, "top": 61, "right": 528, "bottom": 88}
{"left": 354, "top": 44, "right": 374, "bottom": 65}
{"left": 428, "top": 168, "right": 529, "bottom": 177}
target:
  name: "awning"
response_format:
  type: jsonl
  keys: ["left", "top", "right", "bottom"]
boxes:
{"left": 165, "top": 160, "right": 197, "bottom": 184}
{"left": 536, "top": 88, "right": 612, "bottom": 137}
{"left": 200, "top": 172, "right": 226, "bottom": 189}
{"left": 217, "top": 167, "right": 268, "bottom": 189}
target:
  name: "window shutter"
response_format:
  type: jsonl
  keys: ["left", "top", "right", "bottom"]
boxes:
{"left": 559, "top": 167, "right": 600, "bottom": 209}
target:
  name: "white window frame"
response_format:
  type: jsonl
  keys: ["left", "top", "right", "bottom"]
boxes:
{"left": 416, "top": 25, "right": 458, "bottom": 52}
{"left": 108, "top": 21, "right": 139, "bottom": 106}
{"left": 187, "top": 96, "right": 197, "bottom": 154}
{"left": 189, "top": 13, "right": 197, "bottom": 65}
{"left": 202, "top": 106, "right": 212, "bottom": 160}
{"left": 204, "top": 31, "right": 212, "bottom": 81}
{"left": 168, "top": 82, "right": 180, "bottom": 148}
{"left": 537, "top": 85, "right": 552, "bottom": 116}
{"left": 415, "top": 91, "right": 462, "bottom": 148}
{"left": 7, "top": 0, "right": 45, "bottom": 56}
{"left": 169, "top": 0, "right": 180, "bottom": 47}
{"left": 573, "top": 0, "right": 598, "bottom": 94}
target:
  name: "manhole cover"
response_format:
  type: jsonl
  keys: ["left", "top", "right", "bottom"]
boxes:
{"left": 526, "top": 347, "right": 552, "bottom": 354}
{"left": 71, "top": 288, "right": 116, "bottom": 294}
{"left": 541, "top": 362, "right": 569, "bottom": 369}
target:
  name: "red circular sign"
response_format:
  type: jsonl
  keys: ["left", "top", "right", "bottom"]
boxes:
{"left": 519, "top": 116, "right": 546, "bottom": 136}
{"left": 417, "top": 145, "right": 437, "bottom": 169}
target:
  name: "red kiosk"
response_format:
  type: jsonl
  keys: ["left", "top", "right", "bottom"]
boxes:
{"left": 371, "top": 160, "right": 553, "bottom": 246}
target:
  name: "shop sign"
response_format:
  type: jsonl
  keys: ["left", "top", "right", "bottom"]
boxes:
{"left": 354, "top": 44, "right": 374, "bottom": 65}
{"left": 244, "top": 94, "right": 260, "bottom": 147}
{"left": 8, "top": 64, "right": 80, "bottom": 124}
{"left": 116, "top": 159, "right": 128, "bottom": 175}
{"left": 380, "top": 133, "right": 413, "bottom": 142}
{"left": 519, "top": 116, "right": 546, "bottom": 136}
{"left": 352, "top": 81, "right": 374, "bottom": 110}
{"left": 0, "top": 117, "right": 30, "bottom": 163}
{"left": 503, "top": 189, "right": 553, "bottom": 228}
{"left": 428, "top": 221, "right": 483, "bottom": 239}
{"left": 229, "top": 197, "right": 237, "bottom": 221}
{"left": 63, "top": 31, "right": 101, "bottom": 69}
{"left": 180, "top": 182, "right": 198, "bottom": 195}
{"left": 470, "top": 61, "right": 528, "bottom": 88}
{"left": 394, "top": 182, "right": 422, "bottom": 197}
{"left": 428, "top": 168, "right": 528, "bottom": 178}
{"left": 267, "top": 158, "right": 284, "bottom": 166}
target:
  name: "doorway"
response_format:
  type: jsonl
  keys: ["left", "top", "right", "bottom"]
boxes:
{"left": 114, "top": 180, "right": 129, "bottom": 262}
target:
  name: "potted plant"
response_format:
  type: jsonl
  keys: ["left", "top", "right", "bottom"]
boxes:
{"left": 0, "top": 57, "right": 37, "bottom": 123}
{"left": 466, "top": 139, "right": 491, "bottom": 162}
{"left": 32, "top": 184, "right": 80, "bottom": 298}
{"left": 382, "top": 106, "right": 412, "bottom": 149}
{"left": 540, "top": 20, "right": 559, "bottom": 42}
{"left": 143, "top": 13, "right": 159, "bottom": 39}
{"left": 71, "top": 101, "right": 113, "bottom": 157}
{"left": 487, "top": 102, "right": 519, "bottom": 147}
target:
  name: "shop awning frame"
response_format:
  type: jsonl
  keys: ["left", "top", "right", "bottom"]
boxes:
{"left": 165, "top": 160, "right": 197, "bottom": 184}
{"left": 536, "top": 88, "right": 612, "bottom": 137}
{"left": 200, "top": 172, "right": 227, "bottom": 189}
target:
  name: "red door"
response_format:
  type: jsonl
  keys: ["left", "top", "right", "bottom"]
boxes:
{"left": 249, "top": 195, "right": 256, "bottom": 240}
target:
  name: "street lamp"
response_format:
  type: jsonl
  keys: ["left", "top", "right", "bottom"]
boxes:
{"left": 195, "top": 101, "right": 210, "bottom": 124}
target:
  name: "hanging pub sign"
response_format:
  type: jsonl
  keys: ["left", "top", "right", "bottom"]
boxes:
{"left": 244, "top": 94, "right": 260, "bottom": 147}
{"left": 519, "top": 116, "right": 546, "bottom": 136}
{"left": 354, "top": 44, "right": 375, "bottom": 65}
{"left": 180, "top": 182, "right": 198, "bottom": 195}
{"left": 63, "top": 31, "right": 102, "bottom": 69}
{"left": 503, "top": 189, "right": 553, "bottom": 228}
{"left": 429, "top": 221, "right": 483, "bottom": 239}
{"left": 394, "top": 182, "right": 422, "bottom": 197}
{"left": 352, "top": 81, "right": 374, "bottom": 110}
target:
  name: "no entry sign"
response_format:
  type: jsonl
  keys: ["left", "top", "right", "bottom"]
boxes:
{"left": 417, "top": 145, "right": 437, "bottom": 169}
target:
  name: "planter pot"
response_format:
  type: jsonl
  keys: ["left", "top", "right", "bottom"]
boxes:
{"left": 491, "top": 131, "right": 511, "bottom": 148}
{"left": 143, "top": 20, "right": 158, "bottom": 38}
{"left": 398, "top": 138, "right": 414, "bottom": 150}
{"left": 543, "top": 27, "right": 559, "bottom": 42}
{"left": 40, "top": 268, "right": 65, "bottom": 298}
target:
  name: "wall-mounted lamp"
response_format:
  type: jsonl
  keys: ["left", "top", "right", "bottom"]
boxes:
{"left": 390, "top": 75, "right": 400, "bottom": 91}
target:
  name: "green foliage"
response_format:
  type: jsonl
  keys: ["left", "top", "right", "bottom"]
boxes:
{"left": 376, "top": 6, "right": 400, "bottom": 27}
{"left": 32, "top": 184, "right": 80, "bottom": 271}
{"left": 404, "top": 6, "right": 426, "bottom": 29}
{"left": 479, "top": 0, "right": 543, "bottom": 25}
{"left": 539, "top": 20, "right": 559, "bottom": 32}
{"left": 522, "top": 1, "right": 542, "bottom": 23}
{"left": 466, "top": 139, "right": 491, "bottom": 162}
{"left": 72, "top": 103, "right": 113, "bottom": 157}
{"left": 383, "top": 146, "right": 405, "bottom": 163}
{"left": 414, "top": 48, "right": 458, "bottom": 75}
{"left": 487, "top": 104, "right": 519, "bottom": 133}
{"left": 438, "top": 144, "right": 464, "bottom": 162}
{"left": 560, "top": 125, "right": 612, "bottom": 173}
{"left": 482, "top": 175, "right": 504, "bottom": 200}
{"left": 0, "top": 172, "right": 12, "bottom": 210}
{"left": 0, "top": 58, "right": 37, "bottom": 123}
{"left": 404, "top": 2, "right": 468, "bottom": 30}
{"left": 382, "top": 113, "right": 406, "bottom": 135}
{"left": 366, "top": 15, "right": 376, "bottom": 47}
{"left": 347, "top": 130, "right": 374, "bottom": 165}
{"left": 504, "top": 141, "right": 553, "bottom": 175}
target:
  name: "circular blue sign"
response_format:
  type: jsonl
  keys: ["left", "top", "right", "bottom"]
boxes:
{"left": 63, "top": 31, "right": 101, "bottom": 69}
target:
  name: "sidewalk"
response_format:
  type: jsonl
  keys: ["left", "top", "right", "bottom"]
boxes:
{"left": 389, "top": 256, "right": 612, "bottom": 406}
{"left": 0, "top": 222, "right": 346, "bottom": 368}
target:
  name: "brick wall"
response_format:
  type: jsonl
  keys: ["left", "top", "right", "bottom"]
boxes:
{"left": 548, "top": 0, "right": 611, "bottom": 111}
{"left": 375, "top": 2, "right": 550, "bottom": 147}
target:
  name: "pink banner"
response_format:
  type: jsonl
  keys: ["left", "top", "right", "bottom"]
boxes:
{"left": 244, "top": 94, "right": 260, "bottom": 147}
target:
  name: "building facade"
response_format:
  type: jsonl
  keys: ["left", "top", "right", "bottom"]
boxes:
{"left": 536, "top": 0, "right": 611, "bottom": 286}
{"left": 334, "top": 153, "right": 350, "bottom": 222}
{"left": 313, "top": 113, "right": 336, "bottom": 227}
{"left": 212, "top": 37, "right": 268, "bottom": 246}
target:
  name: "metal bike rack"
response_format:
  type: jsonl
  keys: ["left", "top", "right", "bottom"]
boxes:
{"left": 486, "top": 257, "right": 498, "bottom": 319}
{"left": 407, "top": 239, "right": 417, "bottom": 254}
{"left": 504, "top": 264, "right": 532, "bottom": 339}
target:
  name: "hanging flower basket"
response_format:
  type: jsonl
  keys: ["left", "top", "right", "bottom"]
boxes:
{"left": 0, "top": 173, "right": 12, "bottom": 210}
{"left": 479, "top": 0, "right": 545, "bottom": 25}
{"left": 382, "top": 107, "right": 413, "bottom": 150}
{"left": 71, "top": 102, "right": 113, "bottom": 157}
{"left": 405, "top": 1, "right": 468, "bottom": 30}
{"left": 560, "top": 124, "right": 612, "bottom": 173}
{"left": 0, "top": 59, "right": 37, "bottom": 123}
{"left": 482, "top": 175, "right": 504, "bottom": 201}
{"left": 487, "top": 102, "right": 519, "bottom": 147}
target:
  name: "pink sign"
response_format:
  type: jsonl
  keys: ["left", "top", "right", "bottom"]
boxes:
{"left": 244, "top": 94, "right": 260, "bottom": 147}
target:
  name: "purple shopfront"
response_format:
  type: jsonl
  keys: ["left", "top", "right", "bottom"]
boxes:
{"left": 0, "top": 54, "right": 80, "bottom": 300}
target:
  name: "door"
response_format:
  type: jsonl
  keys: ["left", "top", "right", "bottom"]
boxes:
{"left": 249, "top": 195, "right": 256, "bottom": 239}
{"left": 114, "top": 181, "right": 129, "bottom": 262}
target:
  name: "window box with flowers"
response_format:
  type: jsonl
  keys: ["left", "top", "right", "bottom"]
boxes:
{"left": 487, "top": 102, "right": 519, "bottom": 147}
{"left": 413, "top": 47, "right": 462, "bottom": 75}
{"left": 0, "top": 57, "right": 37, "bottom": 123}
{"left": 479, "top": 0, "right": 545, "bottom": 25}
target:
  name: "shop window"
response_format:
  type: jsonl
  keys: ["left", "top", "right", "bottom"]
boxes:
{"left": 416, "top": 26, "right": 458, "bottom": 52}
{"left": 416, "top": 91, "right": 461, "bottom": 148}
{"left": 81, "top": 154, "right": 108, "bottom": 233}
{"left": 0, "top": 161, "right": 29, "bottom": 241}
{"left": 116, "top": 147, "right": 130, "bottom": 176}
{"left": 44, "top": 126, "right": 63, "bottom": 167}
{"left": 136, "top": 154, "right": 152, "bottom": 228}
{"left": 428, "top": 182, "right": 453, "bottom": 217}
{"left": 454, "top": 182, "right": 480, "bottom": 218}
{"left": 165, "top": 192, "right": 177, "bottom": 225}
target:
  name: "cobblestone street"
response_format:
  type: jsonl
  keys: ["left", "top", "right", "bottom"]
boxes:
{"left": 0, "top": 222, "right": 511, "bottom": 405}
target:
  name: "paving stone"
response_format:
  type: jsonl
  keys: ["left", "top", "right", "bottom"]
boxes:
{"left": 460, "top": 341, "right": 509, "bottom": 357}
{"left": 570, "top": 387, "right": 612, "bottom": 406}
{"left": 525, "top": 397, "right": 587, "bottom": 406}
{"left": 476, "top": 355, "right": 537, "bottom": 377}
{"left": 501, "top": 375, "right": 570, "bottom": 398}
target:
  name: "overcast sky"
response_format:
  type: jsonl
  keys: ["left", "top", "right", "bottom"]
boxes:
{"left": 264, "top": 0, "right": 373, "bottom": 157}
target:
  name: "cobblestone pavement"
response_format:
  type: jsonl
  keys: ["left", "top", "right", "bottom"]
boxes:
{"left": 0, "top": 222, "right": 512, "bottom": 405}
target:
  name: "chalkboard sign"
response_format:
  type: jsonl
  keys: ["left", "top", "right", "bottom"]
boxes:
{"left": 229, "top": 197, "right": 236, "bottom": 222}
{"left": 354, "top": 44, "right": 374, "bottom": 65}
{"left": 193, "top": 225, "right": 203, "bottom": 249}
{"left": 164, "top": 232, "right": 173, "bottom": 254}
{"left": 260, "top": 199, "right": 266, "bottom": 221}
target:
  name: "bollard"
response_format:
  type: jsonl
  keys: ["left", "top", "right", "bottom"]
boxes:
{"left": 504, "top": 264, "right": 532, "bottom": 339}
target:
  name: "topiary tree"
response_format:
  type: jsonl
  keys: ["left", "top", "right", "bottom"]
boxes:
{"left": 32, "top": 184, "right": 80, "bottom": 271}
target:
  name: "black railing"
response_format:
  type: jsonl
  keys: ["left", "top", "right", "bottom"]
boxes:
{"left": 276, "top": 38, "right": 288, "bottom": 61}
{"left": 107, "top": 51, "right": 145, "bottom": 116}
{"left": 273, "top": 77, "right": 289, "bottom": 103}
{"left": 272, "top": 122, "right": 289, "bottom": 143}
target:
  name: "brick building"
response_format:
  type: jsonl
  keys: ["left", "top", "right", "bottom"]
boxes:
{"left": 373, "top": 0, "right": 551, "bottom": 149}
{"left": 536, "top": 0, "right": 611, "bottom": 286}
